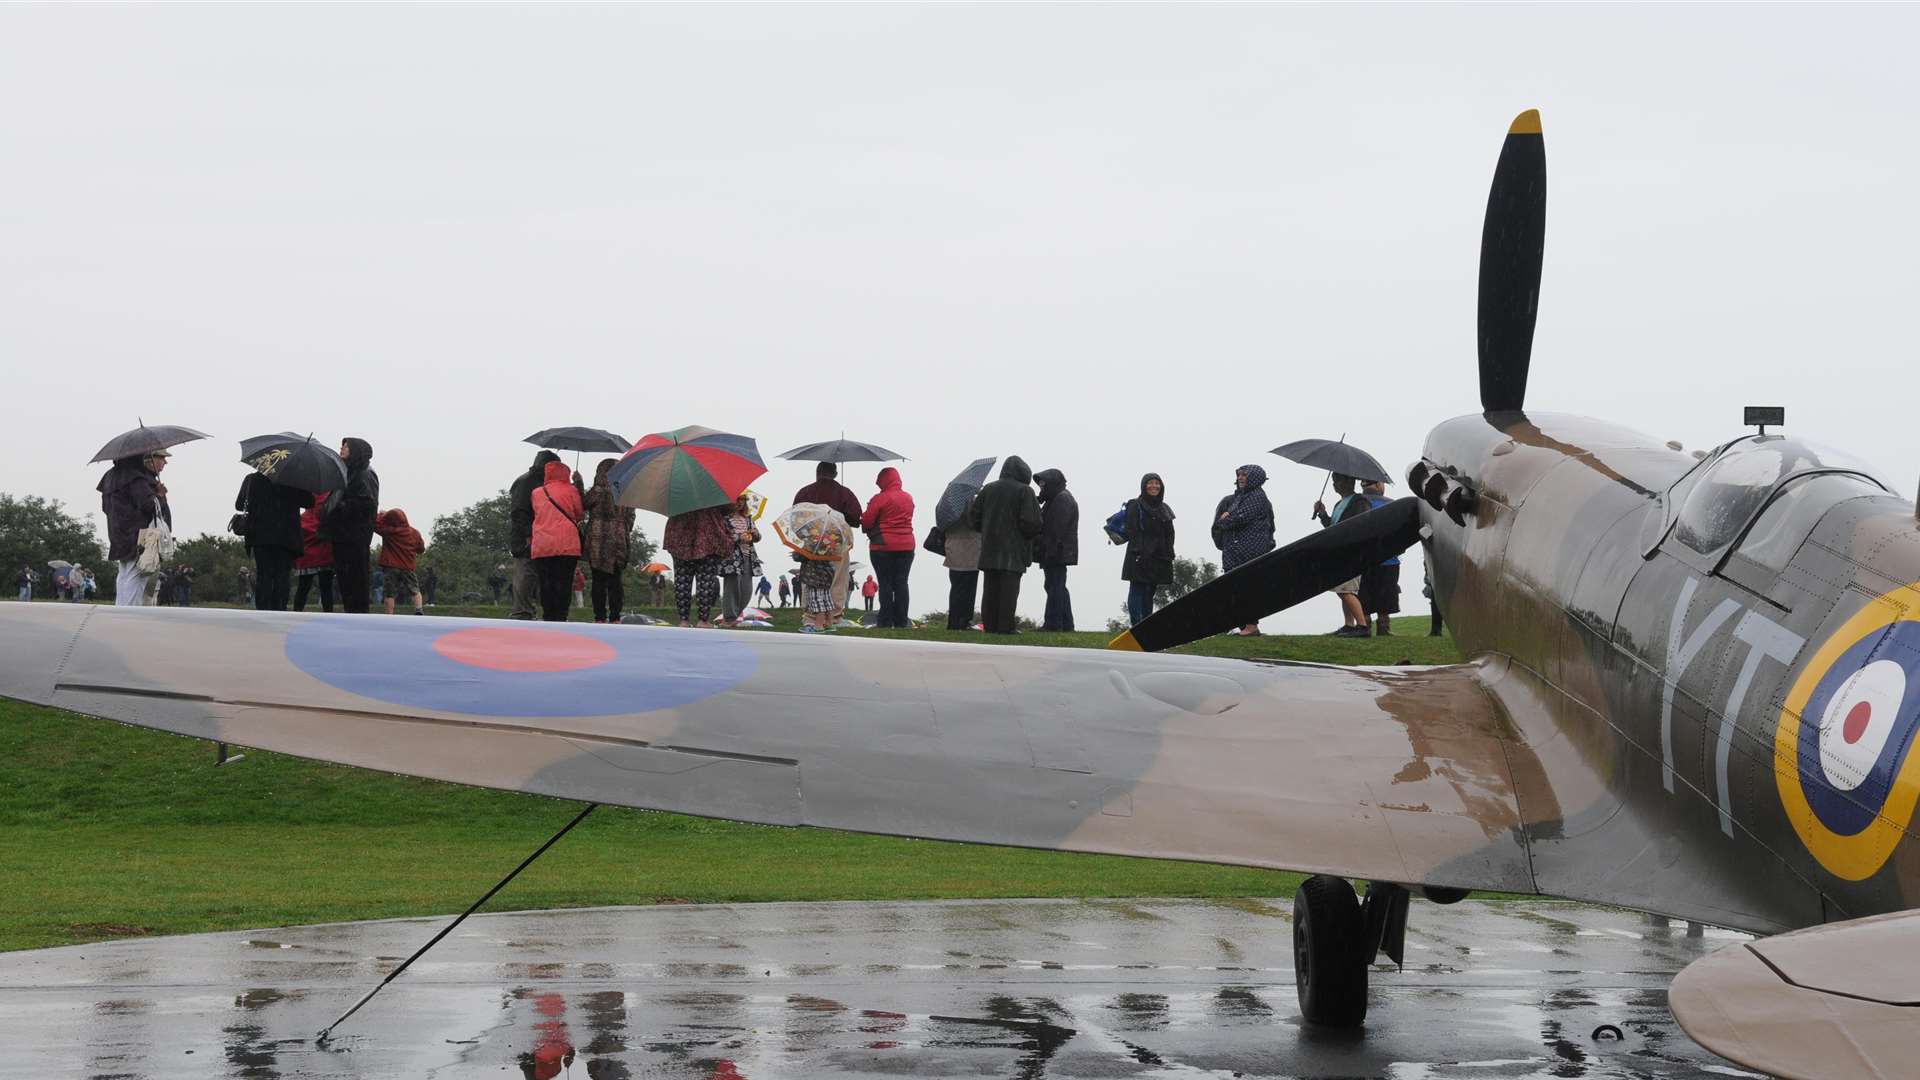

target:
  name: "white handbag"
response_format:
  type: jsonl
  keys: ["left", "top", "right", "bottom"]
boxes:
{"left": 135, "top": 501, "right": 176, "bottom": 573}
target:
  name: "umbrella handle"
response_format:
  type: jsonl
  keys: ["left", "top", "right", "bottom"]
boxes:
{"left": 1311, "top": 432, "right": 1346, "bottom": 518}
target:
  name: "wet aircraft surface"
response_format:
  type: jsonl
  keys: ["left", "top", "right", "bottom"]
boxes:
{"left": 0, "top": 898, "right": 1761, "bottom": 1079}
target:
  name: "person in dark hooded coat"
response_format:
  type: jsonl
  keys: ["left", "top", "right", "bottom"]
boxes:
{"left": 507, "top": 450, "right": 561, "bottom": 620}
{"left": 1121, "top": 473, "right": 1175, "bottom": 626}
{"left": 967, "top": 455, "right": 1042, "bottom": 634}
{"left": 324, "top": 437, "right": 379, "bottom": 614}
{"left": 234, "top": 467, "right": 314, "bottom": 611}
{"left": 1215, "top": 464, "right": 1276, "bottom": 635}
{"left": 98, "top": 451, "right": 172, "bottom": 606}
{"left": 1033, "top": 468, "right": 1079, "bottom": 632}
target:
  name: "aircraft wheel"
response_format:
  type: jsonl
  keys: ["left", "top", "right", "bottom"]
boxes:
{"left": 1293, "top": 874, "right": 1368, "bottom": 1027}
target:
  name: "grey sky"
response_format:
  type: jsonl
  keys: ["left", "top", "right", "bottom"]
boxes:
{"left": 4, "top": 4, "right": 1915, "bottom": 630}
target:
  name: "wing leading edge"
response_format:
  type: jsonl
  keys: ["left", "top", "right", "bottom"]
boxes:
{"left": 1, "top": 604, "right": 1534, "bottom": 893}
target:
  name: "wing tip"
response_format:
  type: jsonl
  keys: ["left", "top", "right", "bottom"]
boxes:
{"left": 1107, "top": 630, "right": 1144, "bottom": 652}
{"left": 1508, "top": 108, "right": 1542, "bottom": 136}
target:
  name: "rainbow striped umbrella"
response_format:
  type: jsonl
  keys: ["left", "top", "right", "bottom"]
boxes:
{"left": 609, "top": 425, "right": 766, "bottom": 517}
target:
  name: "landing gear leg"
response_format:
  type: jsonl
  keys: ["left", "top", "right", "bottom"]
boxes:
{"left": 1293, "top": 875, "right": 1368, "bottom": 1026}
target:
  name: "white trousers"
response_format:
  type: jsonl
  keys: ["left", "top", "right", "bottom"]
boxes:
{"left": 116, "top": 560, "right": 156, "bottom": 606}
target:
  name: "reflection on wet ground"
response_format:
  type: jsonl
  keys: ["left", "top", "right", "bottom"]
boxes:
{"left": 0, "top": 898, "right": 1763, "bottom": 1078}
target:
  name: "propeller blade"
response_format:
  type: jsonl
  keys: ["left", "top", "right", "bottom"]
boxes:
{"left": 1110, "top": 497, "right": 1426, "bottom": 653}
{"left": 1478, "top": 109, "right": 1546, "bottom": 414}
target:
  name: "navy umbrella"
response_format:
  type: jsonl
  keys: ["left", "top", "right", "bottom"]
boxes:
{"left": 89, "top": 422, "right": 212, "bottom": 464}
{"left": 238, "top": 432, "right": 349, "bottom": 493}
{"left": 777, "top": 438, "right": 907, "bottom": 464}
{"left": 1271, "top": 437, "right": 1391, "bottom": 484}
{"left": 935, "top": 457, "right": 996, "bottom": 530}
{"left": 524, "top": 427, "right": 632, "bottom": 454}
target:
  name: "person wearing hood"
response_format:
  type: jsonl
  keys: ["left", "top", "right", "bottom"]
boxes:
{"left": 375, "top": 508, "right": 427, "bottom": 615}
{"left": 529, "top": 458, "right": 587, "bottom": 621}
{"left": 662, "top": 503, "right": 733, "bottom": 627}
{"left": 1215, "top": 464, "right": 1276, "bottom": 636}
{"left": 98, "top": 450, "right": 173, "bottom": 606}
{"left": 293, "top": 493, "right": 335, "bottom": 612}
{"left": 322, "top": 437, "right": 380, "bottom": 613}
{"left": 1121, "top": 473, "right": 1176, "bottom": 626}
{"left": 583, "top": 458, "right": 638, "bottom": 624}
{"left": 860, "top": 466, "right": 917, "bottom": 628}
{"left": 968, "top": 456, "right": 1042, "bottom": 634}
{"left": 234, "top": 465, "right": 314, "bottom": 612}
{"left": 507, "top": 450, "right": 561, "bottom": 620}
{"left": 1034, "top": 468, "right": 1079, "bottom": 633}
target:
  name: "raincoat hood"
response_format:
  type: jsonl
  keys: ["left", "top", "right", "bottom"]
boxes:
{"left": 530, "top": 449, "right": 560, "bottom": 471}
{"left": 379, "top": 508, "right": 410, "bottom": 529}
{"left": 875, "top": 466, "right": 903, "bottom": 492}
{"left": 594, "top": 459, "right": 616, "bottom": 485}
{"left": 1034, "top": 468, "right": 1067, "bottom": 501}
{"left": 1236, "top": 464, "right": 1267, "bottom": 489}
{"left": 97, "top": 456, "right": 156, "bottom": 496}
{"left": 1138, "top": 472, "right": 1166, "bottom": 505}
{"left": 1000, "top": 456, "right": 1033, "bottom": 484}
{"left": 543, "top": 460, "right": 572, "bottom": 486}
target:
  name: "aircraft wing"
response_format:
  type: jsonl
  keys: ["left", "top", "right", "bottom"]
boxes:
{"left": 0, "top": 605, "right": 1534, "bottom": 892}
{"left": 1669, "top": 909, "right": 1920, "bottom": 1080}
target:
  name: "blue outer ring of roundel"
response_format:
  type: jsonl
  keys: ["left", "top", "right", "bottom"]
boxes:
{"left": 284, "top": 620, "right": 757, "bottom": 718}
{"left": 1794, "top": 621, "right": 1920, "bottom": 837}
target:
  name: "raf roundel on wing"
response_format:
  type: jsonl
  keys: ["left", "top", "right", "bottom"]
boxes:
{"left": 285, "top": 620, "right": 757, "bottom": 718}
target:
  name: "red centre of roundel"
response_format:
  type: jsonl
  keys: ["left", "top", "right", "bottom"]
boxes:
{"left": 432, "top": 627, "right": 617, "bottom": 673}
{"left": 1842, "top": 700, "right": 1873, "bottom": 745}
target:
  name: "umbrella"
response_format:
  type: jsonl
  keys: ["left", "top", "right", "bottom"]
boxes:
{"left": 46, "top": 560, "right": 72, "bottom": 571}
{"left": 238, "top": 432, "right": 349, "bottom": 493}
{"left": 773, "top": 504, "right": 854, "bottom": 561}
{"left": 1271, "top": 437, "right": 1391, "bottom": 484}
{"left": 935, "top": 457, "right": 997, "bottom": 530}
{"left": 525, "top": 427, "right": 632, "bottom": 454}
{"left": 610, "top": 425, "right": 766, "bottom": 517}
{"left": 639, "top": 562, "right": 670, "bottom": 575}
{"left": 89, "top": 422, "right": 211, "bottom": 464}
{"left": 777, "top": 438, "right": 907, "bottom": 464}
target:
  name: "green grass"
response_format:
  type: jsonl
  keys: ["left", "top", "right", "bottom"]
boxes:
{"left": 0, "top": 610, "right": 1456, "bottom": 952}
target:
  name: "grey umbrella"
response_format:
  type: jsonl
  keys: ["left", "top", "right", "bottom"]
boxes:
{"left": 525, "top": 427, "right": 632, "bottom": 454}
{"left": 777, "top": 438, "right": 908, "bottom": 464}
{"left": 238, "top": 432, "right": 349, "bottom": 493}
{"left": 935, "top": 457, "right": 997, "bottom": 530}
{"left": 89, "top": 422, "right": 212, "bottom": 464}
{"left": 1270, "top": 437, "right": 1391, "bottom": 484}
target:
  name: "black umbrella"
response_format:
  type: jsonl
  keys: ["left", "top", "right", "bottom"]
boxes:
{"left": 935, "top": 457, "right": 997, "bottom": 530}
{"left": 524, "top": 427, "right": 632, "bottom": 454}
{"left": 777, "top": 438, "right": 908, "bottom": 464}
{"left": 89, "top": 422, "right": 212, "bottom": 464}
{"left": 1271, "top": 437, "right": 1391, "bottom": 484}
{"left": 238, "top": 432, "right": 349, "bottom": 493}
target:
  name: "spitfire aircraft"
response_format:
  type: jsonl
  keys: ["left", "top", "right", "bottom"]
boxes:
{"left": 2, "top": 111, "right": 1915, "bottom": 1079}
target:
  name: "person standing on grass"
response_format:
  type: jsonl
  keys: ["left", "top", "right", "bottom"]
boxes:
{"left": 778, "top": 573, "right": 791, "bottom": 608}
{"left": 324, "top": 437, "right": 379, "bottom": 614}
{"left": 1312, "top": 473, "right": 1371, "bottom": 637}
{"left": 528, "top": 458, "right": 586, "bottom": 622}
{"left": 1121, "top": 473, "right": 1175, "bottom": 626}
{"left": 1358, "top": 479, "right": 1401, "bottom": 636}
{"left": 861, "top": 466, "right": 916, "bottom": 628}
{"left": 755, "top": 574, "right": 773, "bottom": 610}
{"left": 421, "top": 566, "right": 438, "bottom": 607}
{"left": 486, "top": 563, "right": 507, "bottom": 606}
{"left": 507, "top": 450, "right": 560, "bottom": 620}
{"left": 969, "top": 456, "right": 1042, "bottom": 635}
{"left": 99, "top": 450, "right": 171, "bottom": 606}
{"left": 793, "top": 462, "right": 864, "bottom": 622}
{"left": 941, "top": 512, "right": 982, "bottom": 630}
{"left": 293, "top": 493, "right": 335, "bottom": 612}
{"left": 571, "top": 564, "right": 587, "bottom": 609}
{"left": 860, "top": 573, "right": 877, "bottom": 614}
{"left": 663, "top": 504, "right": 733, "bottom": 627}
{"left": 719, "top": 492, "right": 761, "bottom": 624}
{"left": 1215, "top": 464, "right": 1276, "bottom": 636}
{"left": 1034, "top": 468, "right": 1078, "bottom": 633}
{"left": 374, "top": 509, "right": 426, "bottom": 615}
{"left": 234, "top": 466, "right": 312, "bottom": 612}
{"left": 583, "top": 458, "right": 637, "bottom": 624}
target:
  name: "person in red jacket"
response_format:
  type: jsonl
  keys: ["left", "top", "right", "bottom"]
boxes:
{"left": 860, "top": 466, "right": 916, "bottom": 629}
{"left": 374, "top": 508, "right": 427, "bottom": 615}
{"left": 860, "top": 574, "right": 877, "bottom": 614}
{"left": 529, "top": 460, "right": 586, "bottom": 622}
{"left": 293, "top": 493, "right": 335, "bottom": 613}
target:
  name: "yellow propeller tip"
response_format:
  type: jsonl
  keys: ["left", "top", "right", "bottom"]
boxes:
{"left": 1508, "top": 109, "right": 1542, "bottom": 135}
{"left": 1107, "top": 630, "right": 1144, "bottom": 652}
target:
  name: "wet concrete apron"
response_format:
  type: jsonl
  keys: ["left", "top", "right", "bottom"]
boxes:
{"left": 0, "top": 898, "right": 1762, "bottom": 1079}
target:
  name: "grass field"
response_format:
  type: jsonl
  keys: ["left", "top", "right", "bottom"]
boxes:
{"left": 0, "top": 605, "right": 1454, "bottom": 952}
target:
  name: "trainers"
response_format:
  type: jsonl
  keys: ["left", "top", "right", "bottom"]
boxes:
{"left": 1336, "top": 626, "right": 1371, "bottom": 638}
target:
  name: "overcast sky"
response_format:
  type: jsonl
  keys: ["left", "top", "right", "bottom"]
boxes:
{"left": 4, "top": 4, "right": 1915, "bottom": 631}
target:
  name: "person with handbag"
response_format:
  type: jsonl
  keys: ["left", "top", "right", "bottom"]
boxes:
{"left": 233, "top": 466, "right": 314, "bottom": 611}
{"left": 98, "top": 450, "right": 172, "bottom": 606}
{"left": 529, "top": 458, "right": 587, "bottom": 622}
{"left": 860, "top": 466, "right": 916, "bottom": 628}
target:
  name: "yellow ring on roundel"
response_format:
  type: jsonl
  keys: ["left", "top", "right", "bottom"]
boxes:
{"left": 1774, "top": 582, "right": 1920, "bottom": 881}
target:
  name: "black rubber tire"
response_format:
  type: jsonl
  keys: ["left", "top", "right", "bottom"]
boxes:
{"left": 1294, "top": 874, "right": 1368, "bottom": 1027}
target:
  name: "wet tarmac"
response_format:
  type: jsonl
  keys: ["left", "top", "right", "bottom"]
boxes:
{"left": 0, "top": 898, "right": 1763, "bottom": 1079}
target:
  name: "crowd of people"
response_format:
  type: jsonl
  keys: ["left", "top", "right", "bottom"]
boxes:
{"left": 66, "top": 439, "right": 1416, "bottom": 638}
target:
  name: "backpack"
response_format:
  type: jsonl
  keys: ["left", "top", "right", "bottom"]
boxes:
{"left": 1103, "top": 505, "right": 1129, "bottom": 545}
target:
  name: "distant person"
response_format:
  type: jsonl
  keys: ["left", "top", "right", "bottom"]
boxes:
{"left": 777, "top": 573, "right": 791, "bottom": 609}
{"left": 649, "top": 573, "right": 666, "bottom": 608}
{"left": 487, "top": 563, "right": 508, "bottom": 606}
{"left": 1121, "top": 473, "right": 1175, "bottom": 626}
{"left": 941, "top": 511, "right": 982, "bottom": 630}
{"left": 572, "top": 564, "right": 587, "bottom": 609}
{"left": 793, "top": 462, "right": 864, "bottom": 621}
{"left": 236, "top": 566, "right": 253, "bottom": 606}
{"left": 663, "top": 503, "right": 733, "bottom": 627}
{"left": 968, "top": 456, "right": 1042, "bottom": 635}
{"left": 173, "top": 563, "right": 195, "bottom": 606}
{"left": 293, "top": 493, "right": 335, "bottom": 613}
{"left": 583, "top": 458, "right": 638, "bottom": 624}
{"left": 507, "top": 451, "right": 561, "bottom": 620}
{"left": 421, "top": 566, "right": 438, "bottom": 607}
{"left": 1215, "top": 464, "right": 1276, "bottom": 636}
{"left": 861, "top": 573, "right": 877, "bottom": 614}
{"left": 14, "top": 564, "right": 31, "bottom": 602}
{"left": 234, "top": 465, "right": 313, "bottom": 612}
{"left": 755, "top": 574, "right": 773, "bottom": 610}
{"left": 1312, "top": 473, "right": 1370, "bottom": 637}
{"left": 99, "top": 450, "right": 171, "bottom": 606}
{"left": 374, "top": 509, "right": 426, "bottom": 615}
{"left": 719, "top": 493, "right": 761, "bottom": 624}
{"left": 1359, "top": 479, "right": 1400, "bottom": 636}
{"left": 528, "top": 457, "right": 586, "bottom": 622}
{"left": 324, "top": 437, "right": 379, "bottom": 614}
{"left": 861, "top": 466, "right": 916, "bottom": 628}
{"left": 1034, "top": 468, "right": 1078, "bottom": 633}
{"left": 80, "top": 568, "right": 96, "bottom": 601}
{"left": 371, "top": 566, "right": 385, "bottom": 607}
